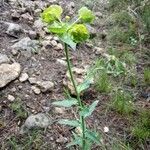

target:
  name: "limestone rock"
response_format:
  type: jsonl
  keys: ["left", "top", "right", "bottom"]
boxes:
{"left": 19, "top": 73, "right": 29, "bottom": 82}
{"left": 0, "top": 63, "right": 21, "bottom": 88}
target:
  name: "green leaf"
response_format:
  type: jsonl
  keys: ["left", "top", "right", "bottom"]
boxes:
{"left": 41, "top": 5, "right": 63, "bottom": 23}
{"left": 60, "top": 34, "right": 76, "bottom": 50}
{"left": 85, "top": 130, "right": 101, "bottom": 144}
{"left": 52, "top": 98, "right": 78, "bottom": 107}
{"left": 77, "top": 80, "right": 91, "bottom": 94}
{"left": 58, "top": 119, "right": 80, "bottom": 127}
{"left": 78, "top": 7, "right": 95, "bottom": 23}
{"left": 66, "top": 132, "right": 82, "bottom": 147}
{"left": 69, "top": 24, "right": 89, "bottom": 43}
{"left": 48, "top": 22, "right": 67, "bottom": 34}
{"left": 80, "top": 100, "right": 99, "bottom": 118}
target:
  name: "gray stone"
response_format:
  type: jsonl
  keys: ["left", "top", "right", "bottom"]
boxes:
{"left": 20, "top": 113, "right": 52, "bottom": 134}
{"left": 11, "top": 37, "right": 39, "bottom": 57}
{"left": 33, "top": 19, "right": 44, "bottom": 30}
{"left": 6, "top": 23, "right": 22, "bottom": 35}
{"left": 0, "top": 63, "right": 21, "bottom": 88}
{"left": 0, "top": 53, "right": 10, "bottom": 64}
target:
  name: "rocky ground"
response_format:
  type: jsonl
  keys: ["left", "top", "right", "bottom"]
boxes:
{"left": 0, "top": 0, "right": 149, "bottom": 150}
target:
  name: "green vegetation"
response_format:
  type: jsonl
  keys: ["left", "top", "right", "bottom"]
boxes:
{"left": 111, "top": 90, "right": 134, "bottom": 115}
{"left": 42, "top": 5, "right": 99, "bottom": 150}
{"left": 95, "top": 71, "right": 111, "bottom": 93}
{"left": 132, "top": 110, "right": 150, "bottom": 140}
{"left": 10, "top": 98, "right": 27, "bottom": 119}
{"left": 144, "top": 68, "right": 150, "bottom": 85}
{"left": 8, "top": 130, "right": 43, "bottom": 149}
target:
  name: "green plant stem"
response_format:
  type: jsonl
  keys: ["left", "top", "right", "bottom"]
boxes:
{"left": 64, "top": 43, "right": 86, "bottom": 150}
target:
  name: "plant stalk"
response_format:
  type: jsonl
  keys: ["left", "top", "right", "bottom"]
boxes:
{"left": 64, "top": 43, "right": 86, "bottom": 150}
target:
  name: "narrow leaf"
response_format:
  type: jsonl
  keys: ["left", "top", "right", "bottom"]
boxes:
{"left": 52, "top": 98, "right": 78, "bottom": 107}
{"left": 77, "top": 80, "right": 91, "bottom": 94}
{"left": 58, "top": 119, "right": 80, "bottom": 127}
{"left": 80, "top": 100, "right": 99, "bottom": 118}
{"left": 85, "top": 130, "right": 101, "bottom": 144}
{"left": 66, "top": 133, "right": 82, "bottom": 147}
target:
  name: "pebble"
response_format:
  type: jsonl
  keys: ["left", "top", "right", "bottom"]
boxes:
{"left": 19, "top": 73, "right": 29, "bottom": 82}
{"left": 31, "top": 86, "right": 41, "bottom": 95}
{"left": 7, "top": 94, "right": 15, "bottom": 102}
{"left": 55, "top": 107, "right": 65, "bottom": 114}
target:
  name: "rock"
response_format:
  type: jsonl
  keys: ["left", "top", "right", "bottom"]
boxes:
{"left": 19, "top": 73, "right": 29, "bottom": 82}
{"left": 56, "top": 59, "right": 67, "bottom": 66}
{"left": 6, "top": 23, "right": 22, "bottom": 35}
{"left": 11, "top": 37, "right": 39, "bottom": 57}
{"left": 29, "top": 78, "right": 54, "bottom": 92}
{"left": 0, "top": 53, "right": 10, "bottom": 64}
{"left": 31, "top": 86, "right": 41, "bottom": 94}
{"left": 54, "top": 43, "right": 63, "bottom": 50}
{"left": 34, "top": 9, "right": 42, "bottom": 16}
{"left": 42, "top": 40, "right": 52, "bottom": 49}
{"left": 94, "top": 47, "right": 105, "bottom": 55}
{"left": 21, "top": 13, "right": 33, "bottom": 21}
{"left": 87, "top": 25, "right": 97, "bottom": 38}
{"left": 33, "top": 19, "right": 44, "bottom": 30}
{"left": 28, "top": 30, "right": 37, "bottom": 39}
{"left": 95, "top": 12, "right": 103, "bottom": 18}
{"left": 11, "top": 49, "right": 18, "bottom": 56}
{"left": 11, "top": 11, "right": 20, "bottom": 20}
{"left": 55, "top": 107, "right": 65, "bottom": 114}
{"left": 7, "top": 94, "right": 15, "bottom": 102}
{"left": 28, "top": 77, "right": 37, "bottom": 84}
{"left": 50, "top": 40, "right": 57, "bottom": 47}
{"left": 20, "top": 113, "right": 52, "bottom": 134}
{"left": 0, "top": 63, "right": 21, "bottom": 88}
{"left": 56, "top": 135, "right": 68, "bottom": 143}
{"left": 36, "top": 81, "right": 54, "bottom": 92}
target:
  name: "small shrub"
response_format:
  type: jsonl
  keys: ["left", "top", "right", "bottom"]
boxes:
{"left": 95, "top": 71, "right": 111, "bottom": 93}
{"left": 144, "top": 68, "right": 150, "bottom": 85}
{"left": 132, "top": 110, "right": 150, "bottom": 140}
{"left": 112, "top": 90, "right": 134, "bottom": 115}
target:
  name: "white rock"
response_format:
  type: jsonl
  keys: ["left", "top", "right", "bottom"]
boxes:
{"left": 31, "top": 86, "right": 41, "bottom": 94}
{"left": 19, "top": 73, "right": 29, "bottom": 82}
{"left": 7, "top": 94, "right": 15, "bottom": 102}
{"left": 56, "top": 59, "right": 67, "bottom": 66}
{"left": 29, "top": 77, "right": 54, "bottom": 92}
{"left": 55, "top": 107, "right": 65, "bottom": 114}
{"left": 0, "top": 53, "right": 10, "bottom": 64}
{"left": 0, "top": 63, "right": 21, "bottom": 88}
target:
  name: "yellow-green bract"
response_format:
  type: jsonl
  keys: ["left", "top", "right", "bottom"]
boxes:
{"left": 78, "top": 7, "right": 95, "bottom": 23}
{"left": 41, "top": 5, "right": 63, "bottom": 23}
{"left": 69, "top": 24, "right": 89, "bottom": 43}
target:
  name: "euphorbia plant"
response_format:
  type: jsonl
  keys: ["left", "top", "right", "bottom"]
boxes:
{"left": 41, "top": 5, "right": 100, "bottom": 150}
